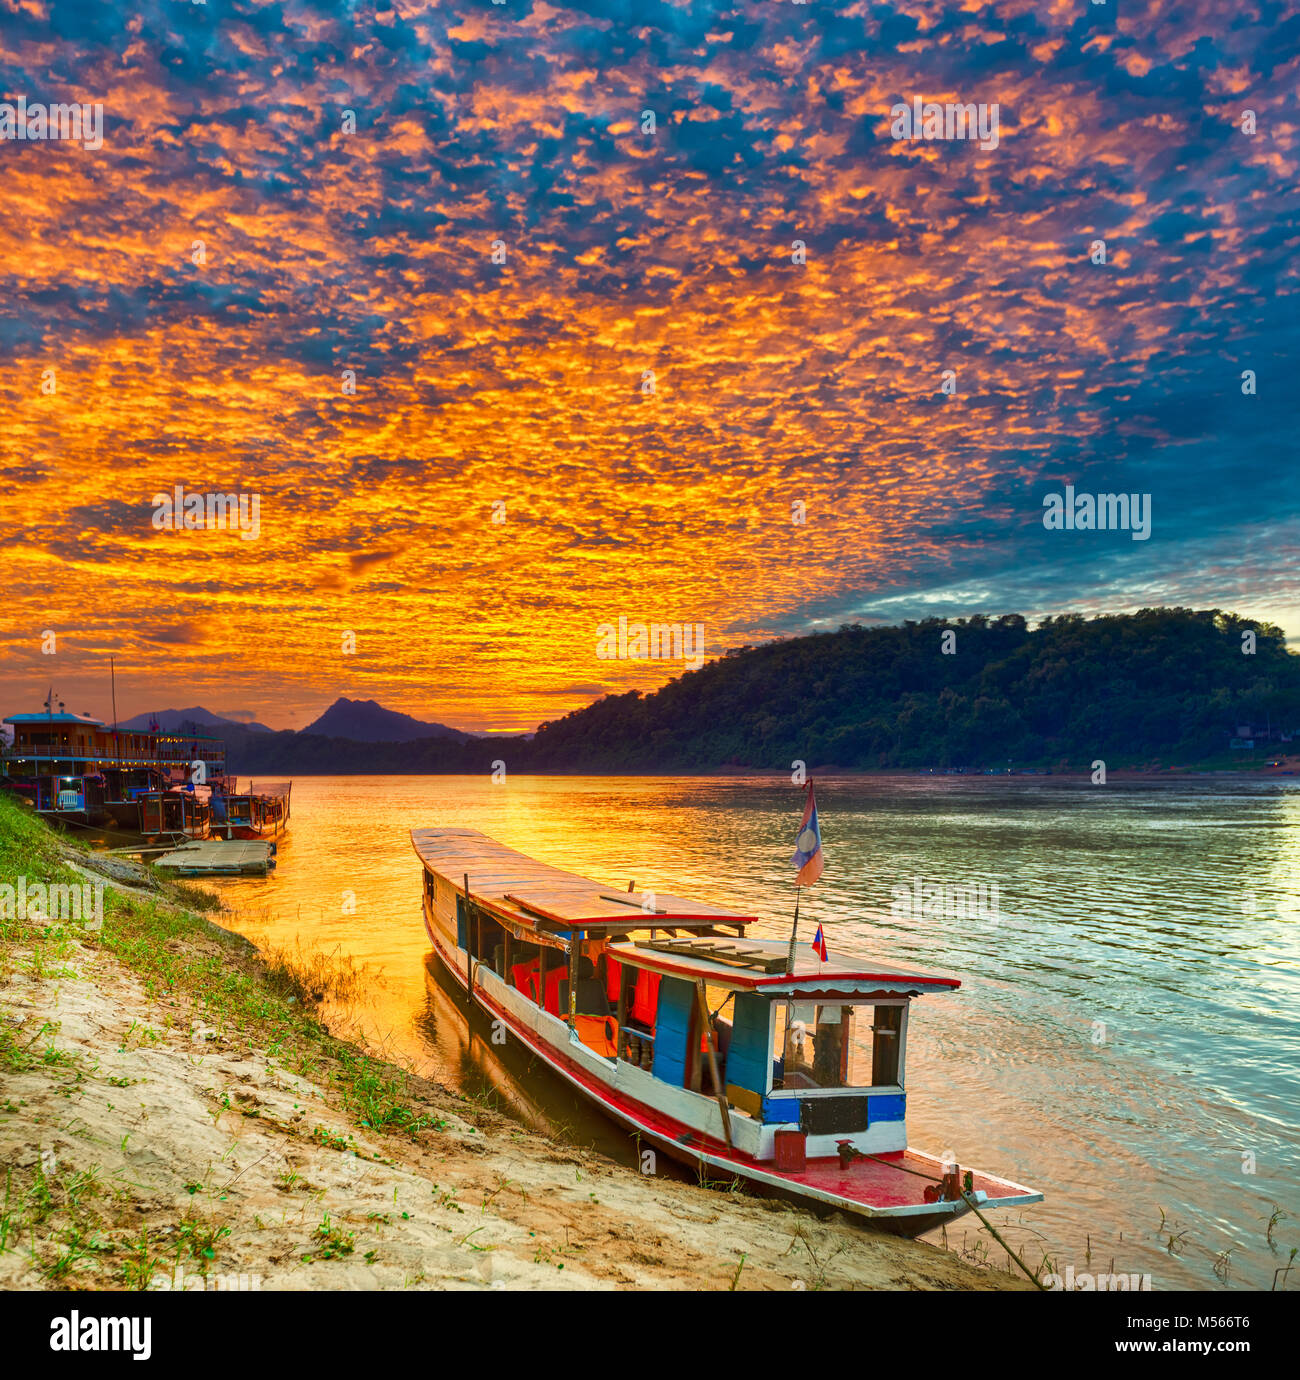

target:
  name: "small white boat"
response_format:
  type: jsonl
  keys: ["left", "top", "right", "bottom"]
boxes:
{"left": 412, "top": 827, "right": 1042, "bottom": 1236}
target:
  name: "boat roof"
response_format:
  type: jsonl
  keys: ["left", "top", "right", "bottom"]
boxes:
{"left": 6, "top": 712, "right": 106, "bottom": 726}
{"left": 609, "top": 935, "right": 961, "bottom": 998}
{"left": 409, "top": 829, "right": 961, "bottom": 996}
{"left": 410, "top": 827, "right": 758, "bottom": 932}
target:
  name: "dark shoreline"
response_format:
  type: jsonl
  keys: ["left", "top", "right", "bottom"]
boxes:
{"left": 205, "top": 762, "right": 1300, "bottom": 780}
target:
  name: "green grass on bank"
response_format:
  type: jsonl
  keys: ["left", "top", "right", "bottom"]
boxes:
{"left": 0, "top": 791, "right": 461, "bottom": 1286}
{"left": 0, "top": 792, "right": 449, "bottom": 1139}
{"left": 0, "top": 789, "right": 81, "bottom": 889}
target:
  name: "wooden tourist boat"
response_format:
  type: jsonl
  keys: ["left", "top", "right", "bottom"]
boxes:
{"left": 0, "top": 709, "right": 147, "bottom": 826}
{"left": 411, "top": 827, "right": 1042, "bottom": 1236}
{"left": 212, "top": 780, "right": 291, "bottom": 839}
{"left": 2, "top": 699, "right": 233, "bottom": 839}
{"left": 136, "top": 787, "right": 211, "bottom": 839}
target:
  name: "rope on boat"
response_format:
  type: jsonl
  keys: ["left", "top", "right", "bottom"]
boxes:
{"left": 861, "top": 1153, "right": 942, "bottom": 1182}
{"left": 960, "top": 1192, "right": 1048, "bottom": 1292}
{"left": 38, "top": 812, "right": 180, "bottom": 846}
{"left": 859, "top": 1154, "right": 1046, "bottom": 1291}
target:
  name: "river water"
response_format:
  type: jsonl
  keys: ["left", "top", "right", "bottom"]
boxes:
{"left": 203, "top": 773, "right": 1300, "bottom": 1291}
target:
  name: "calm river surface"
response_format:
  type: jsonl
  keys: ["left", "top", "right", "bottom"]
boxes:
{"left": 204, "top": 774, "right": 1300, "bottom": 1290}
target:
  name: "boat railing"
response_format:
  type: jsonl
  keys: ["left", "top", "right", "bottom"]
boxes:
{"left": 155, "top": 746, "right": 227, "bottom": 764}
{"left": 2, "top": 749, "right": 169, "bottom": 769}
{"left": 617, "top": 1026, "right": 655, "bottom": 1070}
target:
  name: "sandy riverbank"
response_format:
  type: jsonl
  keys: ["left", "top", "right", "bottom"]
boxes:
{"left": 0, "top": 799, "right": 1031, "bottom": 1292}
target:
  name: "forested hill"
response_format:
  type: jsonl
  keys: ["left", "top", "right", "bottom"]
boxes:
{"left": 525, "top": 609, "right": 1300, "bottom": 771}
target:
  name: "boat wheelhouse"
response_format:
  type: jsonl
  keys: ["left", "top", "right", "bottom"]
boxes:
{"left": 412, "top": 827, "right": 1041, "bottom": 1236}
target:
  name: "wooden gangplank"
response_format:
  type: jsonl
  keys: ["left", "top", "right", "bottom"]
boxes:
{"left": 153, "top": 840, "right": 275, "bottom": 876}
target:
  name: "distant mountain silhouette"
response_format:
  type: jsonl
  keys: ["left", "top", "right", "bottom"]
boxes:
{"left": 123, "top": 610, "right": 1300, "bottom": 775}
{"left": 300, "top": 697, "right": 470, "bottom": 742}
{"left": 119, "top": 707, "right": 273, "bottom": 734}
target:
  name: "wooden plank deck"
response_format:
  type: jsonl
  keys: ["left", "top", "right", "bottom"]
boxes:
{"left": 153, "top": 840, "right": 275, "bottom": 876}
{"left": 410, "top": 826, "right": 757, "bottom": 927}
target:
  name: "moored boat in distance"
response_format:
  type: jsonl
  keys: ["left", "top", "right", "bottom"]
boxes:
{"left": 136, "top": 787, "right": 211, "bottom": 839}
{"left": 212, "top": 779, "right": 291, "bottom": 839}
{"left": 411, "top": 827, "right": 1042, "bottom": 1236}
{"left": 2, "top": 696, "right": 290, "bottom": 848}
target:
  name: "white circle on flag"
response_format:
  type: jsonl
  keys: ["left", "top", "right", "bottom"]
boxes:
{"left": 797, "top": 827, "right": 818, "bottom": 853}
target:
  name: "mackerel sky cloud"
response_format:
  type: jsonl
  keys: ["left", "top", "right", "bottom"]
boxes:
{"left": 0, "top": 0, "right": 1296, "bottom": 729}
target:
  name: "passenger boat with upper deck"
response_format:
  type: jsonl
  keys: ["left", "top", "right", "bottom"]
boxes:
{"left": 2, "top": 696, "right": 289, "bottom": 846}
{"left": 411, "top": 827, "right": 1042, "bottom": 1236}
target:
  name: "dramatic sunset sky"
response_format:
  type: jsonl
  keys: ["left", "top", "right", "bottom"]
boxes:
{"left": 1, "top": 0, "right": 1296, "bottom": 732}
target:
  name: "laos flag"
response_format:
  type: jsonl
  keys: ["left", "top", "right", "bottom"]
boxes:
{"left": 791, "top": 784, "right": 824, "bottom": 886}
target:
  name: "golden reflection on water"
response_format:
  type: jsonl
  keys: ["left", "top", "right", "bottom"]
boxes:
{"left": 207, "top": 774, "right": 1300, "bottom": 1291}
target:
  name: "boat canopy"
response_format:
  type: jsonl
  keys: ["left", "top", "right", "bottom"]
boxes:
{"left": 410, "top": 827, "right": 757, "bottom": 934}
{"left": 5, "top": 712, "right": 106, "bottom": 726}
{"left": 608, "top": 934, "right": 960, "bottom": 999}
{"left": 411, "top": 829, "right": 960, "bottom": 998}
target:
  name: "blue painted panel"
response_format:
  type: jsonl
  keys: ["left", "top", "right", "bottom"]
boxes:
{"left": 868, "top": 1093, "right": 906, "bottom": 1123}
{"left": 455, "top": 896, "right": 467, "bottom": 949}
{"left": 726, "top": 993, "right": 770, "bottom": 1094}
{"left": 762, "top": 1096, "right": 802, "bottom": 1125}
{"left": 651, "top": 977, "right": 694, "bottom": 1085}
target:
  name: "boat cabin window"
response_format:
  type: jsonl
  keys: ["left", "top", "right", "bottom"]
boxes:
{"left": 871, "top": 1004, "right": 902, "bottom": 1085}
{"left": 773, "top": 1001, "right": 904, "bottom": 1091}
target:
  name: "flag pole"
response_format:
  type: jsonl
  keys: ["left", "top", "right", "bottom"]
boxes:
{"left": 785, "top": 885, "right": 801, "bottom": 975}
